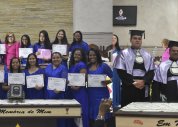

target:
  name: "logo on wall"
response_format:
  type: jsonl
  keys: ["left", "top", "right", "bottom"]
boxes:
{"left": 113, "top": 6, "right": 137, "bottom": 26}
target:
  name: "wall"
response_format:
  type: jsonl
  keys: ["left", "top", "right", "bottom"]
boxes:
{"left": 73, "top": 0, "right": 112, "bottom": 46}
{"left": 113, "top": 0, "right": 178, "bottom": 47}
{"left": 0, "top": 0, "right": 73, "bottom": 43}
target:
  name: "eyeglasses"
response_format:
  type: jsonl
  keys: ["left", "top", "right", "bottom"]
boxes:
{"left": 8, "top": 35, "right": 13, "bottom": 38}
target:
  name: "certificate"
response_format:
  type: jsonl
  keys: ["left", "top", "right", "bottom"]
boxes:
{"left": 0, "top": 44, "right": 6, "bottom": 54}
{"left": 8, "top": 73, "right": 25, "bottom": 85}
{"left": 37, "top": 49, "right": 51, "bottom": 59}
{"left": 68, "top": 73, "right": 85, "bottom": 86}
{"left": 19, "top": 48, "right": 33, "bottom": 58}
{"left": 52, "top": 44, "right": 67, "bottom": 55}
{"left": 47, "top": 77, "right": 66, "bottom": 91}
{"left": 0, "top": 70, "right": 4, "bottom": 83}
{"left": 88, "top": 74, "right": 106, "bottom": 87}
{"left": 26, "top": 74, "right": 44, "bottom": 88}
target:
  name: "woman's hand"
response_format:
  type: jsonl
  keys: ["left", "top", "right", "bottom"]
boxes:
{"left": 35, "top": 85, "right": 43, "bottom": 90}
{"left": 62, "top": 55, "right": 68, "bottom": 61}
{"left": 54, "top": 89, "right": 61, "bottom": 94}
{"left": 2, "top": 84, "right": 10, "bottom": 91}
{"left": 101, "top": 80, "right": 112, "bottom": 86}
{"left": 36, "top": 52, "right": 40, "bottom": 56}
{"left": 70, "top": 86, "right": 80, "bottom": 90}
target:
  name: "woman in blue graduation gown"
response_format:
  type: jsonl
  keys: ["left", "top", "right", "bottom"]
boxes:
{"left": 87, "top": 48, "right": 113, "bottom": 127}
{"left": 45, "top": 52, "right": 68, "bottom": 127}
{"left": 44, "top": 52, "right": 68, "bottom": 99}
{"left": 20, "top": 34, "right": 33, "bottom": 65}
{"left": 52, "top": 29, "right": 70, "bottom": 68}
{"left": 69, "top": 31, "right": 89, "bottom": 55}
{"left": 68, "top": 48, "right": 89, "bottom": 127}
{"left": 111, "top": 34, "right": 121, "bottom": 108}
{"left": 24, "top": 53, "right": 45, "bottom": 99}
{"left": 0, "top": 65, "right": 7, "bottom": 99}
{"left": 3, "top": 57, "right": 22, "bottom": 99}
{"left": 33, "top": 30, "right": 52, "bottom": 64}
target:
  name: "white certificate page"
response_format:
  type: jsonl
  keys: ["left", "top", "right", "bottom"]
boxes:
{"left": 88, "top": 74, "right": 106, "bottom": 87}
{"left": 0, "top": 44, "right": 6, "bottom": 54}
{"left": 47, "top": 77, "right": 66, "bottom": 91}
{"left": 52, "top": 44, "right": 67, "bottom": 55}
{"left": 0, "top": 70, "right": 4, "bottom": 83}
{"left": 26, "top": 74, "right": 44, "bottom": 88}
{"left": 8, "top": 73, "right": 25, "bottom": 85}
{"left": 19, "top": 48, "right": 33, "bottom": 58}
{"left": 68, "top": 73, "right": 85, "bottom": 86}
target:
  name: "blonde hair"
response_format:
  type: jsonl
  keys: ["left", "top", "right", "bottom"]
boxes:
{"left": 161, "top": 39, "right": 169, "bottom": 47}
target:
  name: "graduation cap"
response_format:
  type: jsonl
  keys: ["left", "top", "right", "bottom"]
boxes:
{"left": 129, "top": 30, "right": 145, "bottom": 39}
{"left": 168, "top": 40, "right": 178, "bottom": 48}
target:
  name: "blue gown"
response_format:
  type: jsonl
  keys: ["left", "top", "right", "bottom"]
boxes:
{"left": 87, "top": 63, "right": 113, "bottom": 120}
{"left": 2, "top": 65, "right": 8, "bottom": 99}
{"left": 45, "top": 63, "right": 68, "bottom": 127}
{"left": 21, "top": 45, "right": 33, "bottom": 65}
{"left": 69, "top": 41, "right": 90, "bottom": 55}
{"left": 112, "top": 49, "right": 121, "bottom": 108}
{"left": 24, "top": 68, "right": 45, "bottom": 99}
{"left": 33, "top": 43, "right": 52, "bottom": 64}
{"left": 68, "top": 61, "right": 89, "bottom": 127}
{"left": 44, "top": 63, "right": 68, "bottom": 99}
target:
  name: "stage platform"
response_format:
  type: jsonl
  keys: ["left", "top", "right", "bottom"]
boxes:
{"left": 115, "top": 102, "right": 178, "bottom": 127}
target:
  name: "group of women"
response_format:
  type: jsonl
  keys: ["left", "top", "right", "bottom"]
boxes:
{"left": 0, "top": 29, "right": 121, "bottom": 127}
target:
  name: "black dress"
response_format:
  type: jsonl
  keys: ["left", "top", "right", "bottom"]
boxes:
{"left": 152, "top": 69, "right": 178, "bottom": 102}
{"left": 118, "top": 62, "right": 154, "bottom": 107}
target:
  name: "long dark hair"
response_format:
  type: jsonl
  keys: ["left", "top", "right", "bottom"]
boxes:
{"left": 38, "top": 30, "right": 51, "bottom": 49}
{"left": 69, "top": 48, "right": 86, "bottom": 67}
{"left": 25, "top": 53, "right": 39, "bottom": 69}
{"left": 112, "top": 34, "right": 120, "bottom": 51}
{"left": 21, "top": 34, "right": 31, "bottom": 48}
{"left": 72, "top": 31, "right": 83, "bottom": 43}
{"left": 10, "top": 57, "right": 21, "bottom": 73}
{"left": 53, "top": 29, "right": 68, "bottom": 45}
{"left": 88, "top": 48, "right": 102, "bottom": 66}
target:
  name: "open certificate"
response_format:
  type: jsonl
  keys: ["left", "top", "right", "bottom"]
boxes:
{"left": 37, "top": 49, "right": 51, "bottom": 59}
{"left": 52, "top": 44, "right": 67, "bottom": 55}
{"left": 88, "top": 74, "right": 106, "bottom": 87}
{"left": 0, "top": 70, "right": 4, "bottom": 83}
{"left": 26, "top": 74, "right": 44, "bottom": 88}
{"left": 19, "top": 48, "right": 33, "bottom": 58}
{"left": 68, "top": 73, "right": 85, "bottom": 86}
{"left": 0, "top": 44, "right": 6, "bottom": 54}
{"left": 47, "top": 77, "right": 66, "bottom": 91}
{"left": 8, "top": 73, "right": 25, "bottom": 85}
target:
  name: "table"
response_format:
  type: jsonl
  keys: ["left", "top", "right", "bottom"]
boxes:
{"left": 115, "top": 102, "right": 178, "bottom": 127}
{"left": 0, "top": 99, "right": 81, "bottom": 127}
